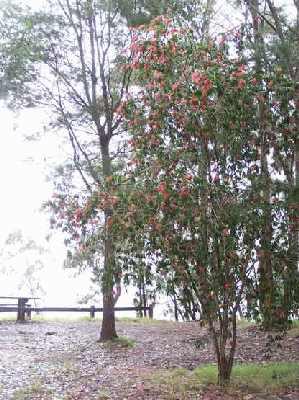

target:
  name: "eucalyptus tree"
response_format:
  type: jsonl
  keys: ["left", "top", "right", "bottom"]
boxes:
{"left": 1, "top": 0, "right": 135, "bottom": 340}
{"left": 240, "top": 0, "right": 299, "bottom": 328}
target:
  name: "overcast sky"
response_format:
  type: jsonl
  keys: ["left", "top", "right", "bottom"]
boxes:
{"left": 0, "top": 105, "right": 91, "bottom": 304}
{"left": 0, "top": 105, "right": 142, "bottom": 313}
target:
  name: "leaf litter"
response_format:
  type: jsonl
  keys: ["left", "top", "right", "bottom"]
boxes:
{"left": 0, "top": 320, "right": 298, "bottom": 399}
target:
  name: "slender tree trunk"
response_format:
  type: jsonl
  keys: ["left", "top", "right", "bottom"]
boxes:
{"left": 100, "top": 139, "right": 117, "bottom": 340}
{"left": 208, "top": 311, "right": 237, "bottom": 386}
{"left": 283, "top": 47, "right": 299, "bottom": 328}
{"left": 247, "top": 0, "right": 276, "bottom": 329}
{"left": 142, "top": 279, "right": 147, "bottom": 317}
{"left": 137, "top": 277, "right": 143, "bottom": 317}
{"left": 292, "top": 2, "right": 299, "bottom": 299}
{"left": 173, "top": 294, "right": 179, "bottom": 321}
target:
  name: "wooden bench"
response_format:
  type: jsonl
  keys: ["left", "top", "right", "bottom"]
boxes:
{"left": 0, "top": 297, "right": 39, "bottom": 321}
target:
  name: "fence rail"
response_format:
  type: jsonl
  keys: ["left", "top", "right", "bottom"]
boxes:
{"left": 0, "top": 305, "right": 154, "bottom": 320}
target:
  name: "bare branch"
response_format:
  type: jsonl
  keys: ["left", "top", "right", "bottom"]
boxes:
{"left": 55, "top": 78, "right": 101, "bottom": 187}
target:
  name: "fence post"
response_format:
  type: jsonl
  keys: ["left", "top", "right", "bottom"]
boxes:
{"left": 17, "top": 298, "right": 27, "bottom": 322}
{"left": 90, "top": 305, "right": 95, "bottom": 319}
{"left": 148, "top": 304, "right": 154, "bottom": 319}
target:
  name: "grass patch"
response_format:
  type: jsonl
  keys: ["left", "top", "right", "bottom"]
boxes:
{"left": 0, "top": 314, "right": 102, "bottom": 323}
{"left": 31, "top": 314, "right": 101, "bottom": 323}
{"left": 12, "top": 381, "right": 52, "bottom": 400}
{"left": 288, "top": 320, "right": 299, "bottom": 337}
{"left": 149, "top": 362, "right": 299, "bottom": 397}
{"left": 291, "top": 319, "right": 299, "bottom": 328}
{"left": 194, "top": 362, "right": 299, "bottom": 391}
{"left": 0, "top": 315, "right": 16, "bottom": 322}
{"left": 102, "top": 335, "right": 136, "bottom": 348}
{"left": 150, "top": 368, "right": 202, "bottom": 399}
{"left": 116, "top": 316, "right": 167, "bottom": 324}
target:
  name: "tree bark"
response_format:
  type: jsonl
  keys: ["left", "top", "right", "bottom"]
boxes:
{"left": 99, "top": 139, "right": 117, "bottom": 340}
{"left": 208, "top": 311, "right": 237, "bottom": 386}
{"left": 247, "top": 0, "right": 276, "bottom": 330}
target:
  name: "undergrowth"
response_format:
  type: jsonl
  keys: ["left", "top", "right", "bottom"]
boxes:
{"left": 149, "top": 362, "right": 299, "bottom": 397}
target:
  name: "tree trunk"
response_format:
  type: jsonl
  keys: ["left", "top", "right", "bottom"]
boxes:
{"left": 100, "top": 291, "right": 117, "bottom": 340}
{"left": 247, "top": 0, "right": 276, "bottom": 330}
{"left": 173, "top": 294, "right": 179, "bottom": 321}
{"left": 99, "top": 139, "right": 117, "bottom": 340}
{"left": 142, "top": 280, "right": 147, "bottom": 317}
{"left": 208, "top": 312, "right": 237, "bottom": 386}
{"left": 218, "top": 359, "right": 232, "bottom": 386}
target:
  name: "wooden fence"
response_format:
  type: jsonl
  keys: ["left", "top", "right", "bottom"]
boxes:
{"left": 0, "top": 305, "right": 154, "bottom": 320}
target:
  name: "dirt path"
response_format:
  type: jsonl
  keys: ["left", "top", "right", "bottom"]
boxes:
{"left": 0, "top": 320, "right": 298, "bottom": 399}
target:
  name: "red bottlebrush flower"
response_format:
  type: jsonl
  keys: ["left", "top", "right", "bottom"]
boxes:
{"left": 202, "top": 78, "right": 212, "bottom": 95}
{"left": 237, "top": 79, "right": 246, "bottom": 90}
{"left": 74, "top": 208, "right": 83, "bottom": 222}
{"left": 107, "top": 216, "right": 113, "bottom": 227}
{"left": 191, "top": 94, "right": 199, "bottom": 107}
{"left": 162, "top": 191, "right": 170, "bottom": 201}
{"left": 179, "top": 186, "right": 190, "bottom": 198}
{"left": 191, "top": 70, "right": 202, "bottom": 86}
{"left": 172, "top": 82, "right": 180, "bottom": 91}
{"left": 235, "top": 65, "right": 246, "bottom": 77}
{"left": 170, "top": 43, "right": 177, "bottom": 54}
{"left": 157, "top": 181, "right": 167, "bottom": 194}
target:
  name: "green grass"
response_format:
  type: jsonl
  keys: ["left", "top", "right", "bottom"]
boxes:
{"left": 150, "top": 362, "right": 299, "bottom": 397}
{"left": 0, "top": 314, "right": 102, "bottom": 323}
{"left": 116, "top": 316, "right": 166, "bottom": 324}
{"left": 101, "top": 335, "right": 136, "bottom": 348}
{"left": 172, "top": 362, "right": 299, "bottom": 390}
{"left": 0, "top": 314, "right": 163, "bottom": 324}
{"left": 288, "top": 319, "right": 299, "bottom": 337}
{"left": 0, "top": 314, "right": 19, "bottom": 322}
{"left": 195, "top": 362, "right": 299, "bottom": 391}
{"left": 158, "top": 367, "right": 200, "bottom": 389}
{"left": 32, "top": 314, "right": 101, "bottom": 322}
{"left": 291, "top": 319, "right": 299, "bottom": 328}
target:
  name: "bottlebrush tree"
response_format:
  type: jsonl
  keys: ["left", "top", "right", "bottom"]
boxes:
{"left": 111, "top": 17, "right": 267, "bottom": 385}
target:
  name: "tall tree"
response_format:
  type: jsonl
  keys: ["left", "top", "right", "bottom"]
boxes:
{"left": 113, "top": 17, "right": 263, "bottom": 384}
{"left": 243, "top": 0, "right": 298, "bottom": 328}
{"left": 1, "top": 0, "right": 135, "bottom": 340}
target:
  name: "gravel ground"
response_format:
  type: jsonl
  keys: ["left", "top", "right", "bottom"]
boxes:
{"left": 0, "top": 319, "right": 298, "bottom": 399}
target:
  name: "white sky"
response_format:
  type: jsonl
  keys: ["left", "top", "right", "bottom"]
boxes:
{"left": 0, "top": 106, "right": 146, "bottom": 315}
{"left": 0, "top": 105, "right": 94, "bottom": 305}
